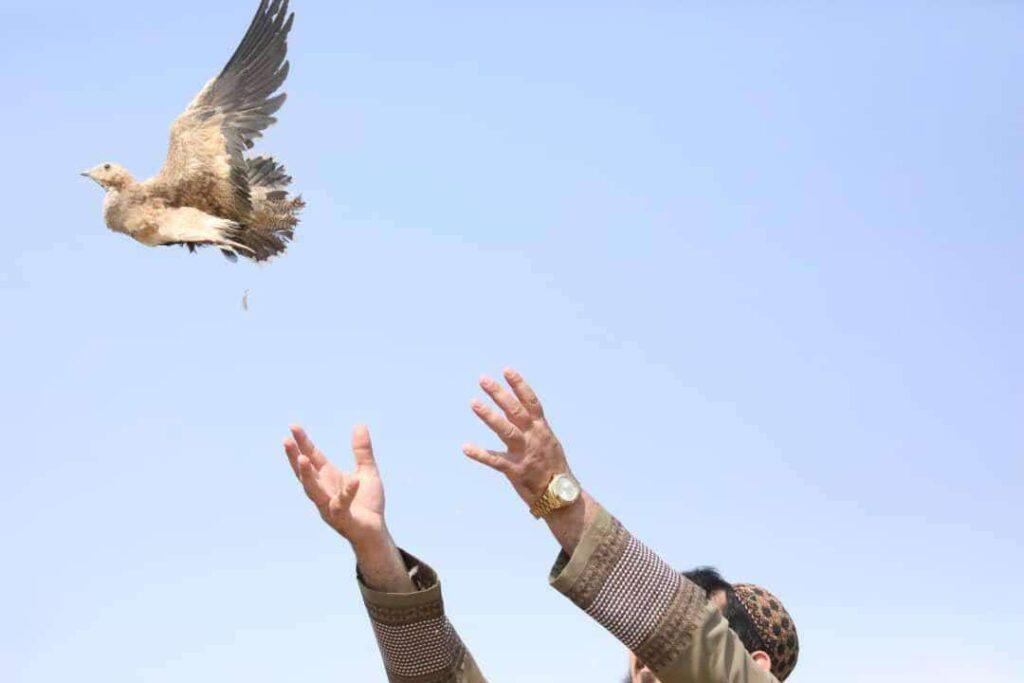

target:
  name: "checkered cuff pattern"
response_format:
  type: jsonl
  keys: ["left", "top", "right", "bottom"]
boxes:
{"left": 369, "top": 615, "right": 464, "bottom": 682}
{"left": 552, "top": 512, "right": 708, "bottom": 672}
{"left": 360, "top": 552, "right": 469, "bottom": 683}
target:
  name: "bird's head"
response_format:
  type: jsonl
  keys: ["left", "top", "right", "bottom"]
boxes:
{"left": 80, "top": 162, "right": 134, "bottom": 190}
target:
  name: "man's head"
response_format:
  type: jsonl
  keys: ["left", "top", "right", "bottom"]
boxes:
{"left": 627, "top": 568, "right": 799, "bottom": 682}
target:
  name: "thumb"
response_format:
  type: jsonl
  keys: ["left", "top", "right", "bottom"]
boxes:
{"left": 351, "top": 424, "right": 378, "bottom": 471}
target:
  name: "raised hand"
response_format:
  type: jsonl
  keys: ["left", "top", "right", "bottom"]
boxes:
{"left": 284, "top": 424, "right": 386, "bottom": 548}
{"left": 464, "top": 369, "right": 597, "bottom": 552}
{"left": 284, "top": 424, "right": 415, "bottom": 592}
{"left": 463, "top": 369, "right": 572, "bottom": 506}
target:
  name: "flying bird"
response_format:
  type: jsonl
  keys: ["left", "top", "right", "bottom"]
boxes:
{"left": 81, "top": 0, "right": 304, "bottom": 262}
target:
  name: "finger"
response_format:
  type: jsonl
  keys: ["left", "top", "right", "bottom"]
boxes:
{"left": 297, "top": 455, "right": 331, "bottom": 508}
{"left": 472, "top": 399, "right": 525, "bottom": 448}
{"left": 351, "top": 424, "right": 378, "bottom": 472}
{"left": 462, "top": 443, "right": 511, "bottom": 474}
{"left": 290, "top": 425, "right": 329, "bottom": 470}
{"left": 328, "top": 477, "right": 361, "bottom": 516}
{"left": 283, "top": 437, "right": 302, "bottom": 477}
{"left": 503, "top": 368, "right": 544, "bottom": 418}
{"left": 480, "top": 375, "right": 532, "bottom": 428}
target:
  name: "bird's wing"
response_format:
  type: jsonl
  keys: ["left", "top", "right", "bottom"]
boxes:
{"left": 154, "top": 0, "right": 294, "bottom": 219}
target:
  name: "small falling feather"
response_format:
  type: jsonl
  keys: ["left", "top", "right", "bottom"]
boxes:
{"left": 80, "top": 0, "right": 304, "bottom": 263}
{"left": 242, "top": 289, "right": 251, "bottom": 312}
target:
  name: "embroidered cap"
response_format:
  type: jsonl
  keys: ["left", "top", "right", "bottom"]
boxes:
{"left": 733, "top": 584, "right": 799, "bottom": 681}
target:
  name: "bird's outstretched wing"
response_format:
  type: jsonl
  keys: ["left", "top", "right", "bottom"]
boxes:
{"left": 154, "top": 0, "right": 294, "bottom": 219}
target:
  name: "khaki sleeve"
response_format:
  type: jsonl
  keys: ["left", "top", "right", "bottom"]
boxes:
{"left": 359, "top": 550, "right": 487, "bottom": 683}
{"left": 658, "top": 604, "right": 780, "bottom": 683}
{"left": 549, "top": 507, "right": 778, "bottom": 683}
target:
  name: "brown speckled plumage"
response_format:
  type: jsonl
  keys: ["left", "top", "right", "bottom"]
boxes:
{"left": 82, "top": 0, "right": 303, "bottom": 262}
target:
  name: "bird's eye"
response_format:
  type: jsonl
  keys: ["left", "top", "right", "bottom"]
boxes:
{"left": 104, "top": 164, "right": 111, "bottom": 170}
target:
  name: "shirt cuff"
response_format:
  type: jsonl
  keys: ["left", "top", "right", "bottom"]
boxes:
{"left": 549, "top": 507, "right": 709, "bottom": 674}
{"left": 359, "top": 550, "right": 470, "bottom": 683}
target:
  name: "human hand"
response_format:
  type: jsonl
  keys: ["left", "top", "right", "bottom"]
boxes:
{"left": 463, "top": 369, "right": 572, "bottom": 506}
{"left": 283, "top": 424, "right": 388, "bottom": 551}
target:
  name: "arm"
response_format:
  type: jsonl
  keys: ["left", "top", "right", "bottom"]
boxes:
{"left": 463, "top": 370, "right": 778, "bottom": 683}
{"left": 284, "top": 425, "right": 486, "bottom": 683}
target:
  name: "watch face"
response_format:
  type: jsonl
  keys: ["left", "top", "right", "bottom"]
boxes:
{"left": 552, "top": 474, "right": 580, "bottom": 503}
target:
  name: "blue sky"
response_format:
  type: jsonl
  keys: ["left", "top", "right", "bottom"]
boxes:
{"left": 2, "top": 1, "right": 1022, "bottom": 680}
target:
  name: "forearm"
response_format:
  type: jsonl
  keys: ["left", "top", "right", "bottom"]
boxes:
{"left": 544, "top": 490, "right": 599, "bottom": 555}
{"left": 353, "top": 528, "right": 416, "bottom": 593}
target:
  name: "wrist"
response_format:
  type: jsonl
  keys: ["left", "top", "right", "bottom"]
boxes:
{"left": 526, "top": 470, "right": 581, "bottom": 519}
{"left": 545, "top": 490, "right": 596, "bottom": 554}
{"left": 350, "top": 524, "right": 393, "bottom": 560}
{"left": 513, "top": 465, "right": 575, "bottom": 504}
{"left": 352, "top": 525, "right": 417, "bottom": 594}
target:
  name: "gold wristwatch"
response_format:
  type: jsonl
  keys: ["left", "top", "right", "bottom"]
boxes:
{"left": 529, "top": 473, "right": 582, "bottom": 519}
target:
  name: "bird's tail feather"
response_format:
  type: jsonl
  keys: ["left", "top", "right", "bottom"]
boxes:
{"left": 235, "top": 156, "right": 305, "bottom": 262}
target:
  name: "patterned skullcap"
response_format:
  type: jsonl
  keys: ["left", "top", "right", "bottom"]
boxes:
{"left": 733, "top": 584, "right": 799, "bottom": 681}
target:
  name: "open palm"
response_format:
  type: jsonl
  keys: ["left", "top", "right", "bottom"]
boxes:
{"left": 284, "top": 424, "right": 387, "bottom": 546}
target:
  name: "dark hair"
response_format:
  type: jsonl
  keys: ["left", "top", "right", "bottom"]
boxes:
{"left": 683, "top": 567, "right": 767, "bottom": 658}
{"left": 683, "top": 566, "right": 731, "bottom": 595}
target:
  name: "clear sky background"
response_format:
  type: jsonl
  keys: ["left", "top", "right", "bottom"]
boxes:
{"left": 2, "top": 1, "right": 1021, "bottom": 681}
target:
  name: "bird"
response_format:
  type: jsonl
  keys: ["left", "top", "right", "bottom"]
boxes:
{"left": 81, "top": 0, "right": 304, "bottom": 262}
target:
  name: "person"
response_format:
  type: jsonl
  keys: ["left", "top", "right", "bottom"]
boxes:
{"left": 282, "top": 369, "right": 799, "bottom": 682}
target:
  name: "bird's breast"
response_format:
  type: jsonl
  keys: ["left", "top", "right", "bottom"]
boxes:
{"left": 103, "top": 191, "right": 128, "bottom": 234}
{"left": 103, "top": 191, "right": 174, "bottom": 247}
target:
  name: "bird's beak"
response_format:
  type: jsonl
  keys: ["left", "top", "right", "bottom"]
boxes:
{"left": 79, "top": 171, "right": 91, "bottom": 178}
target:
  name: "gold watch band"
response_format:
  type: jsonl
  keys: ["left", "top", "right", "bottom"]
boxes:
{"left": 529, "top": 491, "right": 558, "bottom": 519}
